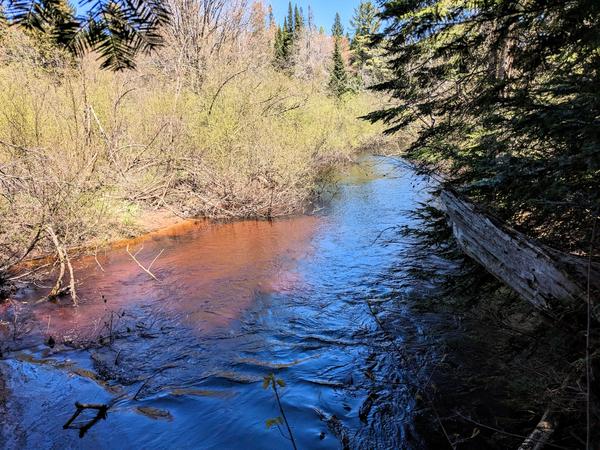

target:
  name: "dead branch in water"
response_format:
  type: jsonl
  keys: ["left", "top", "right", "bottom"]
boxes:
{"left": 44, "top": 226, "right": 78, "bottom": 306}
{"left": 47, "top": 227, "right": 66, "bottom": 298}
{"left": 126, "top": 244, "right": 163, "bottom": 281}
{"left": 94, "top": 246, "right": 105, "bottom": 272}
{"left": 8, "top": 263, "right": 51, "bottom": 282}
{"left": 63, "top": 402, "right": 109, "bottom": 438}
{"left": 454, "top": 412, "right": 567, "bottom": 450}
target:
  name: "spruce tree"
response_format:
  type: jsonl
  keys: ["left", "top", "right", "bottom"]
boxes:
{"left": 350, "top": 1, "right": 385, "bottom": 85}
{"left": 350, "top": 1, "right": 380, "bottom": 37}
{"left": 293, "top": 5, "right": 304, "bottom": 37}
{"left": 273, "top": 2, "right": 303, "bottom": 71}
{"left": 369, "top": 0, "right": 600, "bottom": 252}
{"left": 328, "top": 13, "right": 348, "bottom": 97}
{"left": 331, "top": 12, "right": 344, "bottom": 38}
{"left": 283, "top": 16, "right": 293, "bottom": 65}
{"left": 285, "top": 2, "right": 294, "bottom": 36}
{"left": 274, "top": 25, "right": 286, "bottom": 68}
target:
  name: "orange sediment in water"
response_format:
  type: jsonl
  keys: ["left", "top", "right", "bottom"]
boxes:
{"left": 27, "top": 216, "right": 320, "bottom": 336}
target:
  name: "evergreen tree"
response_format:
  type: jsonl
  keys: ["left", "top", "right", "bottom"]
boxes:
{"left": 350, "top": 1, "right": 380, "bottom": 37}
{"left": 285, "top": 2, "right": 294, "bottom": 35}
{"left": 368, "top": 0, "right": 600, "bottom": 252}
{"left": 331, "top": 12, "right": 344, "bottom": 38}
{"left": 293, "top": 5, "right": 304, "bottom": 37}
{"left": 274, "top": 25, "right": 286, "bottom": 68}
{"left": 273, "top": 2, "right": 304, "bottom": 71}
{"left": 350, "top": 1, "right": 385, "bottom": 85}
{"left": 274, "top": 17, "right": 292, "bottom": 69}
{"left": 328, "top": 13, "right": 348, "bottom": 97}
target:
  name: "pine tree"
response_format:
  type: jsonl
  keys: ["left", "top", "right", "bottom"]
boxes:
{"left": 328, "top": 13, "right": 348, "bottom": 97}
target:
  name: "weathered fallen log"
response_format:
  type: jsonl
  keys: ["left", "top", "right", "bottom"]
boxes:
{"left": 440, "top": 189, "right": 600, "bottom": 320}
{"left": 517, "top": 408, "right": 557, "bottom": 450}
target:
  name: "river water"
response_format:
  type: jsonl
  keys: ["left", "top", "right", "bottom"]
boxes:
{"left": 0, "top": 156, "right": 436, "bottom": 449}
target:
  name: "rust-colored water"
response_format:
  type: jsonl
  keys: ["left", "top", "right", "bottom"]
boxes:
{"left": 29, "top": 217, "right": 320, "bottom": 336}
{"left": 1, "top": 157, "right": 436, "bottom": 450}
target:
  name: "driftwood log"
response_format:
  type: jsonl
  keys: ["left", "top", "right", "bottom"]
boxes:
{"left": 440, "top": 190, "right": 600, "bottom": 320}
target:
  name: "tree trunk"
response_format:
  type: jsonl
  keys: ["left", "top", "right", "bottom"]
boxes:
{"left": 440, "top": 189, "right": 600, "bottom": 320}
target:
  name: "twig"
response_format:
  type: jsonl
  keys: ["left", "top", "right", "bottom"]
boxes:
{"left": 265, "top": 375, "right": 297, "bottom": 450}
{"left": 133, "top": 365, "right": 175, "bottom": 400}
{"left": 0, "top": 224, "right": 42, "bottom": 273}
{"left": 63, "top": 402, "right": 109, "bottom": 438}
{"left": 371, "top": 225, "right": 400, "bottom": 246}
{"left": 125, "top": 244, "right": 161, "bottom": 281}
{"left": 8, "top": 263, "right": 51, "bottom": 281}
{"left": 94, "top": 246, "right": 105, "bottom": 272}
{"left": 208, "top": 68, "right": 249, "bottom": 116}
{"left": 147, "top": 249, "right": 164, "bottom": 272}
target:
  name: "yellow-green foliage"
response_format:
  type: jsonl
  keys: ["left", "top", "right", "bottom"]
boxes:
{"left": 0, "top": 28, "right": 383, "bottom": 260}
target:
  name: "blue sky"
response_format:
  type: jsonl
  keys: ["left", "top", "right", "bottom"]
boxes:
{"left": 267, "top": 1, "right": 363, "bottom": 34}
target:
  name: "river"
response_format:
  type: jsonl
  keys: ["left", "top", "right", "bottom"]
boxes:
{"left": 0, "top": 156, "right": 437, "bottom": 449}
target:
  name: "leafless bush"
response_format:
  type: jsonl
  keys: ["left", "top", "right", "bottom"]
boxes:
{"left": 0, "top": 3, "right": 385, "bottom": 292}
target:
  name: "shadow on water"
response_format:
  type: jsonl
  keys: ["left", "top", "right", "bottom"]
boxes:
{"left": 0, "top": 156, "right": 437, "bottom": 449}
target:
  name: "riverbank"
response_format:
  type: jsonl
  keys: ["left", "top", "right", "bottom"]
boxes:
{"left": 0, "top": 25, "right": 388, "bottom": 293}
{"left": 0, "top": 157, "right": 437, "bottom": 449}
{"left": 398, "top": 203, "right": 594, "bottom": 449}
{"left": 3, "top": 156, "right": 587, "bottom": 449}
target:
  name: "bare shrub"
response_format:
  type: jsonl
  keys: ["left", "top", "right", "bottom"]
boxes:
{"left": 0, "top": 2, "right": 385, "bottom": 288}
